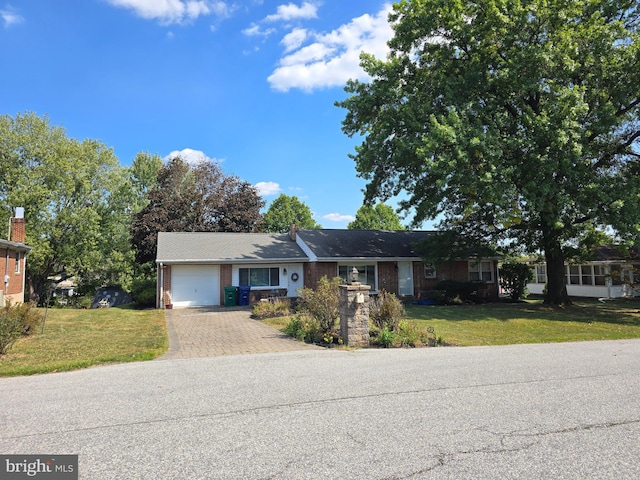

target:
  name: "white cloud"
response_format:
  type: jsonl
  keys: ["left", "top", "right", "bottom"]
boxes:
{"left": 281, "top": 27, "right": 307, "bottom": 52}
{"left": 164, "top": 148, "right": 220, "bottom": 165}
{"left": 323, "top": 213, "right": 355, "bottom": 223}
{"left": 105, "top": 0, "right": 232, "bottom": 25}
{"left": 242, "top": 23, "right": 276, "bottom": 37}
{"left": 268, "top": 3, "right": 394, "bottom": 92}
{"left": 254, "top": 182, "right": 281, "bottom": 196}
{"left": 1, "top": 7, "right": 24, "bottom": 27}
{"left": 265, "top": 2, "right": 318, "bottom": 22}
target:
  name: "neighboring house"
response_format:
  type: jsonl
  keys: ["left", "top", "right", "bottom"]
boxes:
{"left": 156, "top": 226, "right": 500, "bottom": 308}
{"left": 526, "top": 246, "right": 640, "bottom": 298}
{"left": 0, "top": 209, "right": 32, "bottom": 305}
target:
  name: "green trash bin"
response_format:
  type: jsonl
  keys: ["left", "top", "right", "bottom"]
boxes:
{"left": 224, "top": 286, "right": 237, "bottom": 306}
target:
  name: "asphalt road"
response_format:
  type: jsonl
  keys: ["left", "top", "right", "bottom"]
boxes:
{"left": 1, "top": 340, "right": 639, "bottom": 479}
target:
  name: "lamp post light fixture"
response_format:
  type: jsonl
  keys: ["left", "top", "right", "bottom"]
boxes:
{"left": 350, "top": 266, "right": 359, "bottom": 284}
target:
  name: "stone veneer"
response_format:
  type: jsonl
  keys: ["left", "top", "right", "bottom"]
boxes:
{"left": 339, "top": 282, "right": 371, "bottom": 347}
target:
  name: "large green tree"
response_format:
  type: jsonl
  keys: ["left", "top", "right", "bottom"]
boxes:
{"left": 338, "top": 0, "right": 640, "bottom": 304}
{"left": 131, "top": 157, "right": 265, "bottom": 263}
{"left": 348, "top": 203, "right": 405, "bottom": 230}
{"left": 262, "top": 194, "right": 321, "bottom": 233}
{"left": 0, "top": 112, "right": 132, "bottom": 301}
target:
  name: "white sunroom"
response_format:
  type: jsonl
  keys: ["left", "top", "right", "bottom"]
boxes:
{"left": 527, "top": 261, "right": 640, "bottom": 298}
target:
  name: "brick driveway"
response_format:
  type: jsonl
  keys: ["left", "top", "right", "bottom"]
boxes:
{"left": 160, "top": 306, "right": 320, "bottom": 359}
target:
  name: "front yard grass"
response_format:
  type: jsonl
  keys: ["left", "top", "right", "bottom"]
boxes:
{"left": 262, "top": 297, "right": 640, "bottom": 347}
{"left": 0, "top": 306, "right": 168, "bottom": 377}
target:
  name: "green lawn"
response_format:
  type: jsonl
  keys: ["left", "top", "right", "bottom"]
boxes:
{"left": 404, "top": 298, "right": 640, "bottom": 346}
{"left": 3, "top": 298, "right": 639, "bottom": 377}
{"left": 263, "top": 297, "right": 640, "bottom": 347}
{"left": 0, "top": 306, "right": 168, "bottom": 377}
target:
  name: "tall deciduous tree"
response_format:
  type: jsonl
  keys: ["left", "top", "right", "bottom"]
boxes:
{"left": 262, "top": 194, "right": 321, "bottom": 233}
{"left": 338, "top": 0, "right": 640, "bottom": 304}
{"left": 348, "top": 203, "right": 405, "bottom": 230}
{"left": 130, "top": 157, "right": 264, "bottom": 264}
{"left": 0, "top": 112, "right": 129, "bottom": 301}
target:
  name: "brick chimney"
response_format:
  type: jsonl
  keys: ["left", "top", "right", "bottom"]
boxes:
{"left": 289, "top": 223, "right": 298, "bottom": 241}
{"left": 10, "top": 207, "right": 26, "bottom": 244}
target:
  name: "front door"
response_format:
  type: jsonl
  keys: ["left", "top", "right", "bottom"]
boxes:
{"left": 286, "top": 265, "right": 303, "bottom": 297}
{"left": 397, "top": 262, "right": 414, "bottom": 296}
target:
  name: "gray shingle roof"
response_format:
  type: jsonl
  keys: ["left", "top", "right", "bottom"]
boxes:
{"left": 0, "top": 238, "right": 32, "bottom": 252}
{"left": 296, "top": 229, "right": 434, "bottom": 260}
{"left": 156, "top": 232, "right": 308, "bottom": 264}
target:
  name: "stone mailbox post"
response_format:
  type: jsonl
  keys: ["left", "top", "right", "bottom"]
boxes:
{"left": 339, "top": 268, "right": 371, "bottom": 347}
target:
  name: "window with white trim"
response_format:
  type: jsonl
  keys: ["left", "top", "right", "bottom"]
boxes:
{"left": 424, "top": 263, "right": 437, "bottom": 279}
{"left": 568, "top": 265, "right": 580, "bottom": 285}
{"left": 239, "top": 267, "right": 280, "bottom": 287}
{"left": 535, "top": 265, "right": 546, "bottom": 284}
{"left": 469, "top": 260, "right": 493, "bottom": 282}
{"left": 580, "top": 265, "right": 593, "bottom": 285}
{"left": 338, "top": 264, "right": 376, "bottom": 289}
{"left": 14, "top": 251, "right": 20, "bottom": 273}
{"left": 593, "top": 265, "right": 606, "bottom": 286}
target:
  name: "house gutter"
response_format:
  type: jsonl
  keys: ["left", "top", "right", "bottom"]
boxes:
{"left": 156, "top": 258, "right": 308, "bottom": 265}
{"left": 159, "top": 263, "right": 164, "bottom": 309}
{"left": 3, "top": 247, "right": 8, "bottom": 294}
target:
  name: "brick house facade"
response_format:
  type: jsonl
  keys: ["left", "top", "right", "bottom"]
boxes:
{"left": 156, "top": 228, "right": 500, "bottom": 308}
{"left": 1, "top": 213, "right": 32, "bottom": 305}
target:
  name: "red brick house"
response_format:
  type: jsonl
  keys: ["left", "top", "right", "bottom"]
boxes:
{"left": 156, "top": 226, "right": 500, "bottom": 308}
{"left": 0, "top": 210, "right": 32, "bottom": 305}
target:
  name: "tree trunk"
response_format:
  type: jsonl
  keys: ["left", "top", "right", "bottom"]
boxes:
{"left": 540, "top": 210, "right": 571, "bottom": 305}
{"left": 544, "top": 248, "right": 571, "bottom": 305}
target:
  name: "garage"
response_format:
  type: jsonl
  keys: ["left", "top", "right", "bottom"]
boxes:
{"left": 171, "top": 265, "right": 220, "bottom": 307}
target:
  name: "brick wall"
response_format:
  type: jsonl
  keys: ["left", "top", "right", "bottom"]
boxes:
{"left": 10, "top": 218, "right": 26, "bottom": 244}
{"left": 159, "top": 265, "right": 172, "bottom": 307}
{"left": 303, "top": 262, "right": 338, "bottom": 289}
{"left": 1, "top": 247, "right": 27, "bottom": 303}
{"left": 219, "top": 264, "right": 232, "bottom": 303}
{"left": 413, "top": 260, "right": 498, "bottom": 299}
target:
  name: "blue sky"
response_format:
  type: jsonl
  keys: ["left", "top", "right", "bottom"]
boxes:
{"left": 0, "top": 1, "right": 406, "bottom": 229}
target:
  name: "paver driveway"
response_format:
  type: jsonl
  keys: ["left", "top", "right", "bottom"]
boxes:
{"left": 161, "top": 306, "right": 320, "bottom": 359}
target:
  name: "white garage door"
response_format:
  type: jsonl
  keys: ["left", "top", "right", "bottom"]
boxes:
{"left": 171, "top": 265, "right": 220, "bottom": 307}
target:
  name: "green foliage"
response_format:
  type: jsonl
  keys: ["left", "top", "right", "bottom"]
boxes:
{"left": 396, "top": 320, "right": 421, "bottom": 347}
{"left": 297, "top": 276, "right": 341, "bottom": 334}
{"left": 377, "top": 327, "right": 394, "bottom": 348}
{"left": 130, "top": 277, "right": 157, "bottom": 309}
{"left": 0, "top": 113, "right": 138, "bottom": 300}
{"left": 0, "top": 302, "right": 42, "bottom": 355}
{"left": 0, "top": 312, "right": 22, "bottom": 355}
{"left": 499, "top": 261, "right": 534, "bottom": 301}
{"left": 251, "top": 299, "right": 292, "bottom": 319}
{"left": 283, "top": 314, "right": 321, "bottom": 343}
{"left": 369, "top": 290, "right": 405, "bottom": 331}
{"left": 262, "top": 194, "right": 321, "bottom": 233}
{"left": 348, "top": 203, "right": 405, "bottom": 230}
{"left": 130, "top": 157, "right": 265, "bottom": 264}
{"left": 0, "top": 112, "right": 142, "bottom": 302}
{"left": 433, "top": 280, "right": 484, "bottom": 304}
{"left": 337, "top": 0, "right": 640, "bottom": 305}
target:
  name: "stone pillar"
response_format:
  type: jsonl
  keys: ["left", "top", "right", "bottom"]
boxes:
{"left": 339, "top": 282, "right": 371, "bottom": 347}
